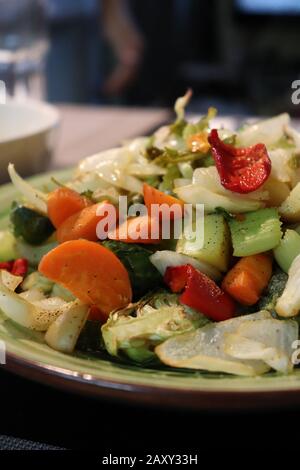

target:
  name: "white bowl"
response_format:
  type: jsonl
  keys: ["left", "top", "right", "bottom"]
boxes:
{"left": 0, "top": 100, "right": 60, "bottom": 182}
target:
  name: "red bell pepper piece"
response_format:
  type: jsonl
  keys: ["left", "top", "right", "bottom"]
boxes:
{"left": 11, "top": 258, "right": 28, "bottom": 277}
{"left": 0, "top": 261, "right": 14, "bottom": 271}
{"left": 164, "top": 264, "right": 235, "bottom": 321}
{"left": 208, "top": 129, "right": 271, "bottom": 194}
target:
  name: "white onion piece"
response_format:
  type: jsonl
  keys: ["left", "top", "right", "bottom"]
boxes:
{"left": 8, "top": 163, "right": 47, "bottom": 214}
{"left": 150, "top": 250, "right": 221, "bottom": 281}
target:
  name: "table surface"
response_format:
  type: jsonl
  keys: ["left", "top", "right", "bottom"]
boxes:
{"left": 53, "top": 105, "right": 170, "bottom": 169}
{"left": 1, "top": 105, "right": 300, "bottom": 451}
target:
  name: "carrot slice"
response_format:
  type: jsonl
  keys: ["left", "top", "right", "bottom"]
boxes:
{"left": 108, "top": 215, "right": 161, "bottom": 244}
{"left": 39, "top": 239, "right": 132, "bottom": 316}
{"left": 222, "top": 254, "right": 272, "bottom": 306}
{"left": 56, "top": 201, "right": 116, "bottom": 243}
{"left": 143, "top": 183, "right": 184, "bottom": 219}
{"left": 48, "top": 187, "right": 91, "bottom": 228}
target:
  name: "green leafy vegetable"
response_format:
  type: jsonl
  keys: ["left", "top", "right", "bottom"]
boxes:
{"left": 102, "top": 240, "right": 162, "bottom": 300}
{"left": 182, "top": 107, "right": 217, "bottom": 140}
{"left": 10, "top": 202, "right": 55, "bottom": 245}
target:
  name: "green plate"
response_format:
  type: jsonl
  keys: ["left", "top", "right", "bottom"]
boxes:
{"left": 2, "top": 169, "right": 300, "bottom": 411}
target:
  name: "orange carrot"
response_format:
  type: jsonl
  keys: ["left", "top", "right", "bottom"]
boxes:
{"left": 222, "top": 254, "right": 272, "bottom": 306}
{"left": 39, "top": 239, "right": 132, "bottom": 316}
{"left": 143, "top": 183, "right": 184, "bottom": 219}
{"left": 56, "top": 201, "right": 116, "bottom": 243}
{"left": 47, "top": 187, "right": 91, "bottom": 228}
{"left": 108, "top": 215, "right": 161, "bottom": 244}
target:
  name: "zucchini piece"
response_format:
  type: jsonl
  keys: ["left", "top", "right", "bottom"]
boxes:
{"left": 176, "top": 214, "right": 231, "bottom": 272}
{"left": 0, "top": 230, "right": 18, "bottom": 261}
{"left": 11, "top": 202, "right": 54, "bottom": 245}
{"left": 273, "top": 230, "right": 300, "bottom": 273}
{"left": 102, "top": 240, "right": 162, "bottom": 299}
{"left": 16, "top": 238, "right": 58, "bottom": 267}
{"left": 279, "top": 182, "right": 300, "bottom": 222}
{"left": 229, "top": 208, "right": 282, "bottom": 257}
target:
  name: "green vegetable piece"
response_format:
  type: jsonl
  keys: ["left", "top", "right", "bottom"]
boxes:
{"left": 51, "top": 283, "right": 75, "bottom": 302}
{"left": 229, "top": 208, "right": 282, "bottom": 257}
{"left": 273, "top": 229, "right": 300, "bottom": 273}
{"left": 10, "top": 202, "right": 54, "bottom": 245}
{"left": 159, "top": 165, "right": 181, "bottom": 193}
{"left": 16, "top": 238, "right": 58, "bottom": 267}
{"left": 21, "top": 271, "right": 54, "bottom": 294}
{"left": 258, "top": 268, "right": 288, "bottom": 314}
{"left": 102, "top": 240, "right": 162, "bottom": 300}
{"left": 0, "top": 230, "right": 18, "bottom": 261}
{"left": 176, "top": 214, "right": 231, "bottom": 272}
{"left": 102, "top": 291, "right": 208, "bottom": 363}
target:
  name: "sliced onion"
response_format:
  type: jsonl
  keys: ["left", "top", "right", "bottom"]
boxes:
{"left": 8, "top": 163, "right": 47, "bottom": 214}
{"left": 150, "top": 250, "right": 221, "bottom": 281}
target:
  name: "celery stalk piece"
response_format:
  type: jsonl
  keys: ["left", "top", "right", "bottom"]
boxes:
{"left": 273, "top": 230, "right": 300, "bottom": 273}
{"left": 229, "top": 208, "right": 282, "bottom": 257}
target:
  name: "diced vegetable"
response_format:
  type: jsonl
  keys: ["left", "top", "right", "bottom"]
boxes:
{"left": 229, "top": 208, "right": 282, "bottom": 257}
{"left": 108, "top": 215, "right": 160, "bottom": 244}
{"left": 102, "top": 291, "right": 207, "bottom": 363}
{"left": 102, "top": 240, "right": 162, "bottom": 300}
{"left": 155, "top": 311, "right": 272, "bottom": 376}
{"left": 149, "top": 250, "right": 221, "bottom": 281}
{"left": 208, "top": 129, "right": 271, "bottom": 194}
{"left": 177, "top": 214, "right": 231, "bottom": 272}
{"left": 45, "top": 301, "right": 89, "bottom": 353}
{"left": 11, "top": 258, "right": 28, "bottom": 277}
{"left": 222, "top": 254, "right": 272, "bottom": 305}
{"left": 8, "top": 163, "right": 47, "bottom": 214}
{"left": 56, "top": 201, "right": 114, "bottom": 243}
{"left": 11, "top": 202, "right": 55, "bottom": 245}
{"left": 38, "top": 239, "right": 132, "bottom": 318}
{"left": 0, "top": 231, "right": 18, "bottom": 262}
{"left": 224, "top": 318, "right": 298, "bottom": 374}
{"left": 279, "top": 182, "right": 300, "bottom": 222}
{"left": 15, "top": 238, "right": 58, "bottom": 267}
{"left": 143, "top": 183, "right": 184, "bottom": 219}
{"left": 276, "top": 254, "right": 300, "bottom": 317}
{"left": 47, "top": 187, "right": 91, "bottom": 228}
{"left": 273, "top": 229, "right": 300, "bottom": 273}
{"left": 164, "top": 265, "right": 236, "bottom": 321}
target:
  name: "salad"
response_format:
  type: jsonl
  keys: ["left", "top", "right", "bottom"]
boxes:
{"left": 2, "top": 90, "right": 300, "bottom": 377}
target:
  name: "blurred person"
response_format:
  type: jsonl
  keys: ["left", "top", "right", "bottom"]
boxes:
{"left": 45, "top": 0, "right": 144, "bottom": 102}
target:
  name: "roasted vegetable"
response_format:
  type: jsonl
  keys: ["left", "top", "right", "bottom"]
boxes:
{"left": 11, "top": 202, "right": 55, "bottom": 245}
{"left": 102, "top": 240, "right": 162, "bottom": 299}
{"left": 102, "top": 291, "right": 208, "bottom": 363}
{"left": 257, "top": 268, "right": 288, "bottom": 313}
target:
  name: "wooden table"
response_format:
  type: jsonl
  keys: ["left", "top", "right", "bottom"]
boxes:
{"left": 52, "top": 105, "right": 170, "bottom": 169}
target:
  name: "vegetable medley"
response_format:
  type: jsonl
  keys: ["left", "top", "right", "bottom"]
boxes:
{"left": 3, "top": 90, "right": 300, "bottom": 376}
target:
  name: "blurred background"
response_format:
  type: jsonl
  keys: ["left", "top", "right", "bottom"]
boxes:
{"left": 1, "top": 0, "right": 300, "bottom": 116}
